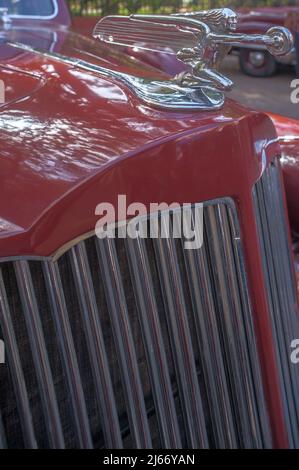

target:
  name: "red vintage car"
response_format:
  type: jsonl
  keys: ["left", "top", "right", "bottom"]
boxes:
{"left": 236, "top": 6, "right": 298, "bottom": 76}
{"left": 0, "top": 0, "right": 299, "bottom": 450}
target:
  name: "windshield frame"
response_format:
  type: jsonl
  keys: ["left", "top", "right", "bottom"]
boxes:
{"left": 2, "top": 0, "right": 58, "bottom": 20}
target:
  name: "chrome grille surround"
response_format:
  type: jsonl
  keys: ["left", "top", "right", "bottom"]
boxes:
{"left": 253, "top": 160, "right": 299, "bottom": 448}
{"left": 0, "top": 198, "right": 272, "bottom": 448}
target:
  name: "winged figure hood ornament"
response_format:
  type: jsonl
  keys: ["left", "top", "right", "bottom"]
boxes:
{"left": 93, "top": 8, "right": 293, "bottom": 110}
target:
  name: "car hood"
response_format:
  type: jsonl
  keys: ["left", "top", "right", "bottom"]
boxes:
{"left": 0, "top": 29, "right": 279, "bottom": 257}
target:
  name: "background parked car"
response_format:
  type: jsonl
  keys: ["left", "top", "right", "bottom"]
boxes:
{"left": 236, "top": 6, "right": 298, "bottom": 77}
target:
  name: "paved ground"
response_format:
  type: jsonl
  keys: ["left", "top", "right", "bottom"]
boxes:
{"left": 222, "top": 55, "right": 298, "bottom": 120}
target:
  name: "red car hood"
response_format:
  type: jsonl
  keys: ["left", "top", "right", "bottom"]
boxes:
{"left": 0, "top": 30, "right": 279, "bottom": 257}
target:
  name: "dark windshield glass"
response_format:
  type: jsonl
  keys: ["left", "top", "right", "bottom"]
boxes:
{"left": 0, "top": 0, "right": 55, "bottom": 16}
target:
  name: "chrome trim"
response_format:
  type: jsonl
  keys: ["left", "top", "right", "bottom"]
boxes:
{"left": 0, "top": 255, "right": 52, "bottom": 263}
{"left": 14, "top": 260, "right": 65, "bottom": 449}
{"left": 276, "top": 47, "right": 296, "bottom": 65}
{"left": 124, "top": 229, "right": 182, "bottom": 448}
{"left": 69, "top": 243, "right": 123, "bottom": 449}
{"left": 52, "top": 230, "right": 96, "bottom": 262}
{"left": 204, "top": 204, "right": 271, "bottom": 447}
{"left": 1, "top": 26, "right": 59, "bottom": 53}
{"left": 152, "top": 216, "right": 209, "bottom": 449}
{"left": 93, "top": 9, "right": 293, "bottom": 109}
{"left": 253, "top": 161, "right": 299, "bottom": 448}
{"left": 0, "top": 200, "right": 256, "bottom": 264}
{"left": 0, "top": 198, "right": 272, "bottom": 448}
{"left": 5, "top": 9, "right": 293, "bottom": 110}
{"left": 175, "top": 209, "right": 237, "bottom": 448}
{"left": 96, "top": 237, "right": 153, "bottom": 448}
{"left": 43, "top": 261, "right": 93, "bottom": 448}
{"left": 4, "top": 0, "right": 58, "bottom": 21}
{"left": 278, "top": 135, "right": 299, "bottom": 144}
{"left": 0, "top": 267, "right": 37, "bottom": 449}
{"left": 4, "top": 41, "right": 225, "bottom": 111}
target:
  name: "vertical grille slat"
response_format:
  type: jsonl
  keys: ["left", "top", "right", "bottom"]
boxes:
{"left": 152, "top": 215, "right": 209, "bottom": 449}
{"left": 69, "top": 243, "right": 123, "bottom": 449}
{"left": 225, "top": 207, "right": 272, "bottom": 447}
{"left": 267, "top": 166, "right": 299, "bottom": 332}
{"left": 0, "top": 195, "right": 277, "bottom": 448}
{"left": 254, "top": 172, "right": 296, "bottom": 442}
{"left": 96, "top": 237, "right": 152, "bottom": 449}
{"left": 205, "top": 204, "right": 270, "bottom": 448}
{"left": 43, "top": 262, "right": 93, "bottom": 449}
{"left": 13, "top": 261, "right": 65, "bottom": 449}
{"left": 124, "top": 228, "right": 182, "bottom": 449}
{"left": 253, "top": 161, "right": 299, "bottom": 448}
{"left": 176, "top": 208, "right": 238, "bottom": 448}
{"left": 206, "top": 205, "right": 253, "bottom": 441}
{"left": 0, "top": 268, "right": 37, "bottom": 449}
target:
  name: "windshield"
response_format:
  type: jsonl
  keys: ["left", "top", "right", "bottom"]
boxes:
{"left": 0, "top": 0, "right": 56, "bottom": 17}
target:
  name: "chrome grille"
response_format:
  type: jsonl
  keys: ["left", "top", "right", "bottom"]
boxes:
{"left": 0, "top": 199, "right": 272, "bottom": 448}
{"left": 253, "top": 161, "right": 299, "bottom": 448}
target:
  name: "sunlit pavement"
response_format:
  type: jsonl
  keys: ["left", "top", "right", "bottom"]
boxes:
{"left": 223, "top": 55, "right": 298, "bottom": 120}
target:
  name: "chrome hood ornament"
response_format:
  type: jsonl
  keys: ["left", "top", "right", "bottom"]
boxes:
{"left": 93, "top": 9, "right": 293, "bottom": 110}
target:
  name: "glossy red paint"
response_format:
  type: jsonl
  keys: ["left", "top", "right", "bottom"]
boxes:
{"left": 71, "top": 16, "right": 99, "bottom": 37}
{"left": 0, "top": 65, "right": 45, "bottom": 109}
{"left": 0, "top": 44, "right": 278, "bottom": 257}
{"left": 237, "top": 6, "right": 299, "bottom": 34}
{"left": 269, "top": 114, "right": 299, "bottom": 236}
{"left": 0, "top": 10, "right": 293, "bottom": 448}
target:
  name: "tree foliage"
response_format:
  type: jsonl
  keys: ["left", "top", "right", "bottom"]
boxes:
{"left": 66, "top": 0, "right": 297, "bottom": 16}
